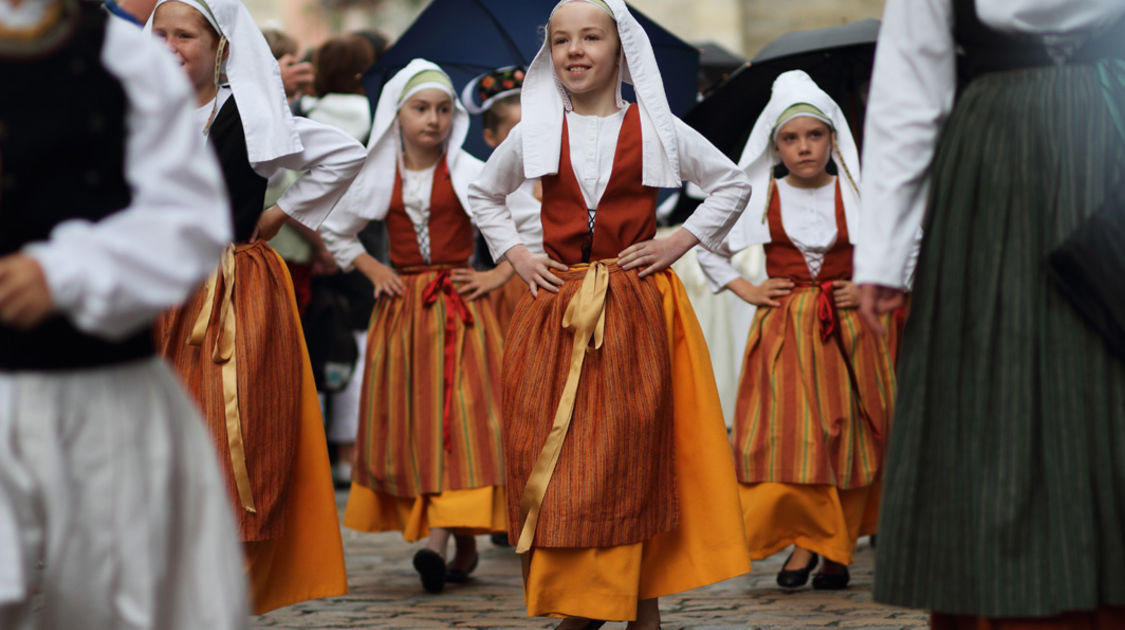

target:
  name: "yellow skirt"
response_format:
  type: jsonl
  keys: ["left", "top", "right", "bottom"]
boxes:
{"left": 343, "top": 483, "right": 507, "bottom": 542}
{"left": 738, "top": 480, "right": 880, "bottom": 566}
{"left": 521, "top": 270, "right": 750, "bottom": 621}
{"left": 243, "top": 255, "right": 347, "bottom": 614}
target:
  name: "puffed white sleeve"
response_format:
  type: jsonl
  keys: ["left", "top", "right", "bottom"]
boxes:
{"left": 253, "top": 116, "right": 366, "bottom": 229}
{"left": 318, "top": 201, "right": 372, "bottom": 272}
{"left": 854, "top": 0, "right": 954, "bottom": 289}
{"left": 674, "top": 118, "right": 753, "bottom": 253}
{"left": 468, "top": 125, "right": 529, "bottom": 261}
{"left": 23, "top": 18, "right": 230, "bottom": 340}
{"left": 696, "top": 243, "right": 744, "bottom": 293}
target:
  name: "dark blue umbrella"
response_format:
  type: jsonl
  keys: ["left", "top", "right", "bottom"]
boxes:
{"left": 363, "top": 0, "right": 700, "bottom": 160}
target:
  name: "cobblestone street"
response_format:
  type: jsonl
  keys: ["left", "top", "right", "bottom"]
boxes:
{"left": 254, "top": 493, "right": 927, "bottom": 629}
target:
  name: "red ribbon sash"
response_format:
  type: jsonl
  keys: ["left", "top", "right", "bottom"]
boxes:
{"left": 422, "top": 269, "right": 474, "bottom": 453}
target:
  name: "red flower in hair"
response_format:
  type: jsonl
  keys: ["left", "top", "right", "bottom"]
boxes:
{"left": 514, "top": 70, "right": 525, "bottom": 80}
{"left": 481, "top": 76, "right": 496, "bottom": 88}
{"left": 502, "top": 80, "right": 515, "bottom": 88}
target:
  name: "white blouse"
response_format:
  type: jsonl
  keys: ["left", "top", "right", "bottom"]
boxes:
{"left": 566, "top": 108, "right": 628, "bottom": 210}
{"left": 402, "top": 164, "right": 437, "bottom": 264}
{"left": 196, "top": 85, "right": 366, "bottom": 233}
{"left": 468, "top": 110, "right": 751, "bottom": 263}
{"left": 696, "top": 178, "right": 841, "bottom": 291}
{"left": 777, "top": 178, "right": 838, "bottom": 279}
{"left": 13, "top": 16, "right": 231, "bottom": 340}
{"left": 854, "top": 0, "right": 1125, "bottom": 288}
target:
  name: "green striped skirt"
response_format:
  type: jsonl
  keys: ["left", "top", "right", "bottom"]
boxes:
{"left": 873, "top": 62, "right": 1125, "bottom": 616}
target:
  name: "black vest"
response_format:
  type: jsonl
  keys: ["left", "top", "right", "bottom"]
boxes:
{"left": 955, "top": 0, "right": 1125, "bottom": 88}
{"left": 0, "top": 4, "right": 152, "bottom": 370}
{"left": 209, "top": 97, "right": 268, "bottom": 243}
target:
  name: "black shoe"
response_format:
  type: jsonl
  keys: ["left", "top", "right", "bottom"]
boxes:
{"left": 412, "top": 549, "right": 446, "bottom": 593}
{"left": 490, "top": 532, "right": 511, "bottom": 547}
{"left": 812, "top": 565, "right": 850, "bottom": 590}
{"left": 776, "top": 551, "right": 819, "bottom": 588}
{"left": 445, "top": 552, "right": 479, "bottom": 583}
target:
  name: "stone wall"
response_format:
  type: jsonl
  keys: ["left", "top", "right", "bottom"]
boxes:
{"left": 631, "top": 0, "right": 885, "bottom": 58}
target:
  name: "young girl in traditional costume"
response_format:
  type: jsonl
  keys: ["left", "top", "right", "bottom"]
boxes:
{"left": 320, "top": 58, "right": 507, "bottom": 595}
{"left": 697, "top": 70, "right": 895, "bottom": 590}
{"left": 148, "top": 0, "right": 366, "bottom": 614}
{"left": 460, "top": 66, "right": 542, "bottom": 331}
{"left": 857, "top": 0, "right": 1125, "bottom": 626}
{"left": 468, "top": 1, "right": 752, "bottom": 626}
{"left": 0, "top": 0, "right": 246, "bottom": 626}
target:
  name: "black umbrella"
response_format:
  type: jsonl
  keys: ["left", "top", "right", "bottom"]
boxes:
{"left": 696, "top": 41, "right": 745, "bottom": 95}
{"left": 667, "top": 19, "right": 879, "bottom": 224}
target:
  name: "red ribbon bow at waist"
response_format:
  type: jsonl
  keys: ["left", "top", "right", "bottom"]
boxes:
{"left": 422, "top": 269, "right": 474, "bottom": 453}
{"left": 815, "top": 279, "right": 841, "bottom": 344}
{"left": 802, "top": 278, "right": 882, "bottom": 442}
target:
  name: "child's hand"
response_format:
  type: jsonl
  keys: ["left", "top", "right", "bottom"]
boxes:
{"left": 858, "top": 284, "right": 906, "bottom": 337}
{"left": 617, "top": 227, "right": 699, "bottom": 278}
{"left": 0, "top": 254, "right": 54, "bottom": 330}
{"left": 354, "top": 254, "right": 404, "bottom": 300}
{"left": 251, "top": 206, "right": 288, "bottom": 242}
{"left": 505, "top": 245, "right": 566, "bottom": 297}
{"left": 832, "top": 280, "right": 860, "bottom": 309}
{"left": 729, "top": 277, "right": 793, "bottom": 308}
{"left": 453, "top": 262, "right": 514, "bottom": 301}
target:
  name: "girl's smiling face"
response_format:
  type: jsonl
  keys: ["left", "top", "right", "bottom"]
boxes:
{"left": 397, "top": 88, "right": 454, "bottom": 153}
{"left": 774, "top": 116, "right": 834, "bottom": 186}
{"left": 152, "top": 2, "right": 221, "bottom": 104}
{"left": 548, "top": 2, "right": 620, "bottom": 111}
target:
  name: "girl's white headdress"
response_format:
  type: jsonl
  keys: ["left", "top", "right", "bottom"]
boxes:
{"left": 728, "top": 70, "right": 861, "bottom": 250}
{"left": 520, "top": 0, "right": 682, "bottom": 189}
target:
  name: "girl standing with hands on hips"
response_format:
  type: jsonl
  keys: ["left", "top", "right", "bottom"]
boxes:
{"left": 697, "top": 70, "right": 895, "bottom": 591}
{"left": 320, "top": 59, "right": 508, "bottom": 595}
{"left": 469, "top": 1, "right": 752, "bottom": 627}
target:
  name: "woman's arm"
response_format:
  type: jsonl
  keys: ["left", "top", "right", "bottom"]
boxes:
{"left": 855, "top": 0, "right": 954, "bottom": 290}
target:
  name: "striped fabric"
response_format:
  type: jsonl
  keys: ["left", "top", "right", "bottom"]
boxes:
{"left": 517, "top": 269, "right": 751, "bottom": 621}
{"left": 734, "top": 288, "right": 895, "bottom": 489}
{"left": 353, "top": 267, "right": 505, "bottom": 498}
{"left": 874, "top": 64, "right": 1125, "bottom": 617}
{"left": 504, "top": 264, "right": 677, "bottom": 548}
{"left": 155, "top": 241, "right": 303, "bottom": 542}
{"left": 487, "top": 272, "right": 528, "bottom": 333}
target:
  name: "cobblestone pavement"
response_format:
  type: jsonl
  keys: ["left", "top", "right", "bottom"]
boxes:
{"left": 254, "top": 493, "right": 928, "bottom": 630}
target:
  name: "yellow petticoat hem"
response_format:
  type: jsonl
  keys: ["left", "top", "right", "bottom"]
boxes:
{"left": 738, "top": 480, "right": 880, "bottom": 566}
{"left": 343, "top": 482, "right": 507, "bottom": 542}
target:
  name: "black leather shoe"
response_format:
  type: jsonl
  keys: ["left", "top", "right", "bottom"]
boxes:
{"left": 776, "top": 551, "right": 819, "bottom": 588}
{"left": 553, "top": 621, "right": 605, "bottom": 630}
{"left": 412, "top": 549, "right": 446, "bottom": 593}
{"left": 445, "top": 552, "right": 479, "bottom": 583}
{"left": 812, "top": 565, "right": 850, "bottom": 590}
{"left": 490, "top": 532, "right": 511, "bottom": 547}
